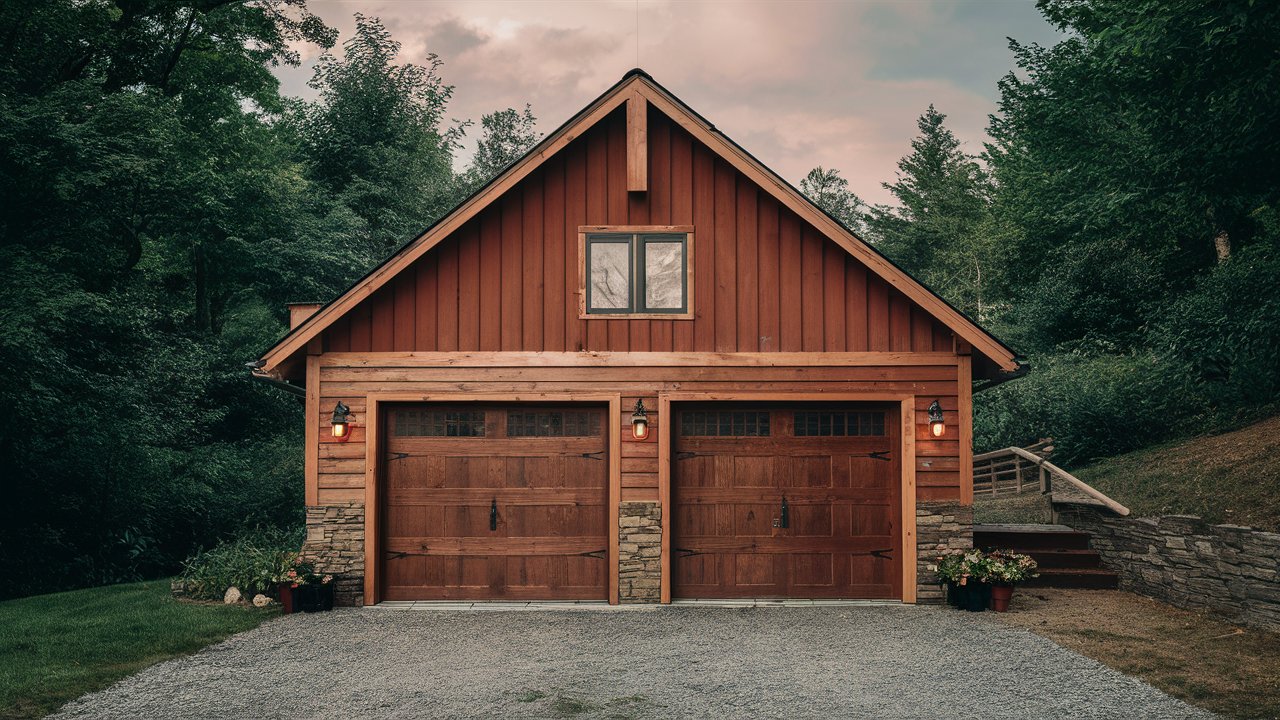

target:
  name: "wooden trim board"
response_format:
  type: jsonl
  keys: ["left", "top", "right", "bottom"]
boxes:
{"left": 318, "top": 351, "right": 961, "bottom": 368}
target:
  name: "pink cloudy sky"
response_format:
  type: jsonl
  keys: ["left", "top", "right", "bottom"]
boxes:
{"left": 275, "top": 1, "right": 1064, "bottom": 206}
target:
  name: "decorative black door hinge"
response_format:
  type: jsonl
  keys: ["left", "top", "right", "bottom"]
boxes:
{"left": 578, "top": 549, "right": 607, "bottom": 559}
{"left": 580, "top": 451, "right": 605, "bottom": 460}
{"left": 675, "top": 451, "right": 710, "bottom": 460}
{"left": 674, "top": 547, "right": 702, "bottom": 558}
{"left": 489, "top": 498, "right": 498, "bottom": 531}
{"left": 386, "top": 451, "right": 410, "bottom": 462}
{"left": 869, "top": 548, "right": 894, "bottom": 559}
{"left": 856, "top": 450, "right": 891, "bottom": 462}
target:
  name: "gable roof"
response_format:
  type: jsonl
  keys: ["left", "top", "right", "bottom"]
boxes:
{"left": 257, "top": 69, "right": 1021, "bottom": 378}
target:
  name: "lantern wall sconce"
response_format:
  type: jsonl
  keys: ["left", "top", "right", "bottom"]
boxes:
{"left": 928, "top": 399, "right": 945, "bottom": 437}
{"left": 630, "top": 399, "right": 649, "bottom": 440}
{"left": 331, "top": 401, "right": 352, "bottom": 441}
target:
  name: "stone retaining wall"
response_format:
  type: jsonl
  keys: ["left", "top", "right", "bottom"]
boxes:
{"left": 302, "top": 502, "right": 365, "bottom": 606}
{"left": 1056, "top": 502, "right": 1280, "bottom": 632}
{"left": 916, "top": 501, "right": 974, "bottom": 604}
{"left": 618, "top": 502, "right": 662, "bottom": 602}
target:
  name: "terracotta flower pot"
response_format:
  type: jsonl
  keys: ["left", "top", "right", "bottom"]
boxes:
{"left": 277, "top": 583, "right": 297, "bottom": 614}
{"left": 990, "top": 583, "right": 1014, "bottom": 612}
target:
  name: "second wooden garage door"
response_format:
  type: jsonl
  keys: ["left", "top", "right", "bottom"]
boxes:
{"left": 381, "top": 404, "right": 609, "bottom": 601}
{"left": 672, "top": 403, "right": 902, "bottom": 599}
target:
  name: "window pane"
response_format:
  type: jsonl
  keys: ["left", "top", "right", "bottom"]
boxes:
{"left": 589, "top": 241, "right": 630, "bottom": 310}
{"left": 644, "top": 240, "right": 684, "bottom": 309}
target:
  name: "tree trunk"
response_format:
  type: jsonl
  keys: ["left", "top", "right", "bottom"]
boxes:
{"left": 1213, "top": 230, "right": 1231, "bottom": 263}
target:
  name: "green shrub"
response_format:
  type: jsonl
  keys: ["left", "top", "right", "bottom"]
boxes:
{"left": 976, "top": 246, "right": 1280, "bottom": 466}
{"left": 177, "top": 527, "right": 303, "bottom": 600}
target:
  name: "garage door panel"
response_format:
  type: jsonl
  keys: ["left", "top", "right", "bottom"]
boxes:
{"left": 731, "top": 504, "right": 778, "bottom": 536}
{"left": 382, "top": 404, "right": 608, "bottom": 601}
{"left": 733, "top": 554, "right": 782, "bottom": 587}
{"left": 789, "top": 554, "right": 835, "bottom": 588}
{"left": 789, "top": 505, "right": 834, "bottom": 537}
{"left": 731, "top": 456, "right": 779, "bottom": 488}
{"left": 789, "top": 456, "right": 835, "bottom": 488}
{"left": 673, "top": 403, "right": 902, "bottom": 600}
{"left": 503, "top": 504, "right": 606, "bottom": 537}
{"left": 850, "top": 505, "right": 892, "bottom": 537}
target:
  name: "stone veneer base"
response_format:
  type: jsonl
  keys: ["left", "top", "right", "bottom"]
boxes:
{"left": 915, "top": 501, "right": 975, "bottom": 604}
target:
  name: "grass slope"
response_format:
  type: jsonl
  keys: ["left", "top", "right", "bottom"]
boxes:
{"left": 1072, "top": 415, "right": 1280, "bottom": 532}
{"left": 0, "top": 579, "right": 275, "bottom": 719}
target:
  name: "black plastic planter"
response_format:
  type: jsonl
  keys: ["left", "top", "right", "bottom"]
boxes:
{"left": 964, "top": 582, "right": 991, "bottom": 612}
{"left": 297, "top": 583, "right": 335, "bottom": 612}
{"left": 945, "top": 581, "right": 962, "bottom": 607}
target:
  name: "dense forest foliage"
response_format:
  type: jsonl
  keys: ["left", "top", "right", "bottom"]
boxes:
{"left": 2, "top": 0, "right": 1277, "bottom": 598}
{"left": 806, "top": 0, "right": 1280, "bottom": 467}
{"left": 0, "top": 1, "right": 539, "bottom": 598}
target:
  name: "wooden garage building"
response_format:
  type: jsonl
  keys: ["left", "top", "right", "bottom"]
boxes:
{"left": 254, "top": 70, "right": 1022, "bottom": 606}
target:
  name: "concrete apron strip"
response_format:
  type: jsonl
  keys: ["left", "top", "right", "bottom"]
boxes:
{"left": 372, "top": 599, "right": 909, "bottom": 611}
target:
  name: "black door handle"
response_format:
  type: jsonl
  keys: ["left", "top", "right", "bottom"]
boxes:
{"left": 490, "top": 498, "right": 498, "bottom": 531}
{"left": 780, "top": 496, "right": 789, "bottom": 529}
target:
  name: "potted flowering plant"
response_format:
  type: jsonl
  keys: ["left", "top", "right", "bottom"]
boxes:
{"left": 276, "top": 560, "right": 336, "bottom": 613}
{"left": 935, "top": 553, "right": 966, "bottom": 607}
{"left": 935, "top": 550, "right": 991, "bottom": 611}
{"left": 958, "top": 551, "right": 992, "bottom": 612}
{"left": 982, "top": 551, "right": 1039, "bottom": 612}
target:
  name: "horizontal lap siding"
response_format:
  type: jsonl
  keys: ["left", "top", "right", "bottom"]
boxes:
{"left": 312, "top": 364, "right": 961, "bottom": 505}
{"left": 321, "top": 106, "right": 955, "bottom": 356}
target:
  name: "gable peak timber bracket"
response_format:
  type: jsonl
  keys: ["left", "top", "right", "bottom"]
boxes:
{"left": 626, "top": 90, "right": 648, "bottom": 193}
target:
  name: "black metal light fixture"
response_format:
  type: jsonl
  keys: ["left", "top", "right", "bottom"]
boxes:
{"left": 331, "top": 401, "right": 352, "bottom": 441}
{"left": 630, "top": 399, "right": 649, "bottom": 440}
{"left": 928, "top": 399, "right": 945, "bottom": 438}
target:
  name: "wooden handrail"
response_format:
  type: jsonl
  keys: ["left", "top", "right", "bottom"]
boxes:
{"left": 973, "top": 445, "right": 1130, "bottom": 516}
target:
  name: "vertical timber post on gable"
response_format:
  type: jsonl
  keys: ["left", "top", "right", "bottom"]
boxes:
{"left": 627, "top": 91, "right": 648, "bottom": 192}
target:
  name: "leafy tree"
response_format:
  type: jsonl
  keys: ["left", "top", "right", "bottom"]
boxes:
{"left": 457, "top": 105, "right": 541, "bottom": 196}
{"left": 0, "top": 0, "right": 349, "bottom": 598}
{"left": 867, "top": 107, "right": 1000, "bottom": 321}
{"left": 800, "top": 167, "right": 867, "bottom": 237}
{"left": 986, "top": 0, "right": 1280, "bottom": 350}
{"left": 296, "top": 13, "right": 463, "bottom": 263}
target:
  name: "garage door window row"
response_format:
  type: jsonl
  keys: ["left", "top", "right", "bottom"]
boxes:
{"left": 393, "top": 410, "right": 487, "bottom": 437}
{"left": 794, "top": 411, "right": 885, "bottom": 437}
{"left": 679, "top": 410, "right": 771, "bottom": 437}
{"left": 507, "top": 410, "right": 602, "bottom": 437}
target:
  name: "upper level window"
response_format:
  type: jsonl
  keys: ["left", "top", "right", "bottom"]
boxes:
{"left": 579, "top": 226, "right": 693, "bottom": 317}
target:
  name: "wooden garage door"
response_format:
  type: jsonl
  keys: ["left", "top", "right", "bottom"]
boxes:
{"left": 381, "top": 404, "right": 609, "bottom": 601}
{"left": 672, "top": 404, "right": 902, "bottom": 599}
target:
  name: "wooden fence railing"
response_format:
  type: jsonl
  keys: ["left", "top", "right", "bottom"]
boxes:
{"left": 973, "top": 440, "right": 1130, "bottom": 516}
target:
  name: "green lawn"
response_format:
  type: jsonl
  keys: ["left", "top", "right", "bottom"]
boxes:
{"left": 0, "top": 579, "right": 276, "bottom": 719}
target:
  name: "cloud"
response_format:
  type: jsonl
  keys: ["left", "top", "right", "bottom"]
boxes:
{"left": 285, "top": 0, "right": 1063, "bottom": 206}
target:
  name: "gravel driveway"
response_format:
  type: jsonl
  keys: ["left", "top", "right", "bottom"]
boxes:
{"left": 54, "top": 605, "right": 1213, "bottom": 719}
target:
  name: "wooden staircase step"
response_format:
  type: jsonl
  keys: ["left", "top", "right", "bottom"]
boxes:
{"left": 1023, "top": 568, "right": 1119, "bottom": 590}
{"left": 973, "top": 527, "right": 1093, "bottom": 551}
{"left": 1005, "top": 548, "right": 1104, "bottom": 569}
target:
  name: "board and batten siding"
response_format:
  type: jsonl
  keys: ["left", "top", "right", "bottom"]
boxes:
{"left": 319, "top": 105, "right": 955, "bottom": 356}
{"left": 311, "top": 360, "right": 967, "bottom": 506}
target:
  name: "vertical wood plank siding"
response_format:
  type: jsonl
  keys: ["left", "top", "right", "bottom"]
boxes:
{"left": 321, "top": 106, "right": 953, "bottom": 356}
